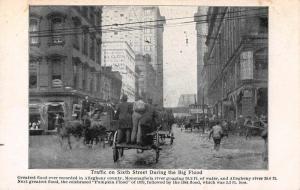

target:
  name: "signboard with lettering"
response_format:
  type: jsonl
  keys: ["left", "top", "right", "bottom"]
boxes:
{"left": 189, "top": 104, "right": 207, "bottom": 114}
{"left": 103, "top": 51, "right": 127, "bottom": 73}
{"left": 240, "top": 51, "right": 253, "bottom": 80}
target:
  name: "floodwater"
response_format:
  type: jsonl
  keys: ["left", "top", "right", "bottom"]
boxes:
{"left": 29, "top": 125, "right": 267, "bottom": 169}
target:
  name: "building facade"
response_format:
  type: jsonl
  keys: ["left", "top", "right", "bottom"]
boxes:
{"left": 135, "top": 54, "right": 156, "bottom": 102}
{"left": 100, "top": 66, "right": 122, "bottom": 104}
{"left": 29, "top": 6, "right": 121, "bottom": 132}
{"left": 101, "top": 41, "right": 136, "bottom": 102}
{"left": 102, "top": 6, "right": 165, "bottom": 106}
{"left": 195, "top": 7, "right": 208, "bottom": 106}
{"left": 204, "top": 7, "right": 268, "bottom": 120}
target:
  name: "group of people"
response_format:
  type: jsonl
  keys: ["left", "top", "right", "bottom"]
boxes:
{"left": 29, "top": 120, "right": 41, "bottom": 130}
{"left": 115, "top": 95, "right": 159, "bottom": 146}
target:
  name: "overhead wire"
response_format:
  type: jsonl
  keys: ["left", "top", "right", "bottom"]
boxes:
{"left": 30, "top": 12, "right": 267, "bottom": 39}
{"left": 30, "top": 7, "right": 267, "bottom": 36}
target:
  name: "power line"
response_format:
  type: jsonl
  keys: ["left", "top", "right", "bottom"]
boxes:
{"left": 30, "top": 7, "right": 267, "bottom": 35}
{"left": 30, "top": 13, "right": 267, "bottom": 38}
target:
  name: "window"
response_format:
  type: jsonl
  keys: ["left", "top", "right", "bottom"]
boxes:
{"left": 29, "top": 19, "right": 39, "bottom": 45}
{"left": 145, "top": 28, "right": 151, "bottom": 34}
{"left": 50, "top": 17, "right": 64, "bottom": 44}
{"left": 145, "top": 36, "right": 152, "bottom": 43}
{"left": 114, "top": 31, "right": 118, "bottom": 35}
{"left": 90, "top": 37, "right": 95, "bottom": 60}
{"left": 73, "top": 63, "right": 78, "bottom": 89}
{"left": 51, "top": 59, "right": 62, "bottom": 88}
{"left": 72, "top": 18, "right": 81, "bottom": 50}
{"left": 82, "top": 29, "right": 88, "bottom": 56}
{"left": 144, "top": 45, "right": 152, "bottom": 52}
{"left": 120, "top": 14, "right": 124, "bottom": 17}
{"left": 82, "top": 66, "right": 87, "bottom": 90}
{"left": 82, "top": 7, "right": 88, "bottom": 18}
{"left": 90, "top": 7, "right": 95, "bottom": 25}
{"left": 145, "top": 9, "right": 152, "bottom": 16}
{"left": 29, "top": 58, "right": 40, "bottom": 89}
{"left": 259, "top": 17, "right": 268, "bottom": 34}
{"left": 96, "top": 40, "right": 101, "bottom": 65}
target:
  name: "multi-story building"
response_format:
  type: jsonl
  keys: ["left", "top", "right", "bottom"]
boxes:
{"left": 101, "top": 41, "right": 136, "bottom": 102}
{"left": 177, "top": 94, "right": 197, "bottom": 107}
{"left": 195, "top": 7, "right": 208, "bottom": 106}
{"left": 100, "top": 66, "right": 122, "bottom": 104}
{"left": 29, "top": 6, "right": 106, "bottom": 132}
{"left": 102, "top": 6, "right": 165, "bottom": 106}
{"left": 204, "top": 7, "right": 268, "bottom": 120}
{"left": 135, "top": 54, "right": 156, "bottom": 102}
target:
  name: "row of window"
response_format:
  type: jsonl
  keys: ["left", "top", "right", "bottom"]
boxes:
{"left": 30, "top": 13, "right": 101, "bottom": 64}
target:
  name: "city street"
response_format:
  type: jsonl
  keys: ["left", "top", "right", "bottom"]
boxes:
{"left": 29, "top": 125, "right": 267, "bottom": 169}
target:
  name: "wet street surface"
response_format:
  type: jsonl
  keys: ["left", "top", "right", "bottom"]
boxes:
{"left": 29, "top": 125, "right": 267, "bottom": 169}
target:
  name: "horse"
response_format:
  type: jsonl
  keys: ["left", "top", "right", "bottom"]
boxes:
{"left": 55, "top": 116, "right": 84, "bottom": 150}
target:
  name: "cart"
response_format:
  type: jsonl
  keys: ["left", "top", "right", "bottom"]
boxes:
{"left": 158, "top": 122, "right": 175, "bottom": 145}
{"left": 112, "top": 129, "right": 161, "bottom": 163}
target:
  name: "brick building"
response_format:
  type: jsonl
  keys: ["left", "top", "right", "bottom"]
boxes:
{"left": 204, "top": 7, "right": 268, "bottom": 120}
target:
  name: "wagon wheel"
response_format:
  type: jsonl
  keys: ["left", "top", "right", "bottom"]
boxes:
{"left": 113, "top": 148, "right": 119, "bottom": 162}
{"left": 119, "top": 148, "right": 124, "bottom": 157}
{"left": 112, "top": 131, "right": 119, "bottom": 162}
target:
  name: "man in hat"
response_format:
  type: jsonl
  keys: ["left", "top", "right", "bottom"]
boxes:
{"left": 116, "top": 95, "right": 132, "bottom": 144}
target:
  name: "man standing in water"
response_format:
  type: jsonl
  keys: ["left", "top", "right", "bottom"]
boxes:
{"left": 209, "top": 120, "right": 224, "bottom": 151}
{"left": 116, "top": 95, "right": 132, "bottom": 144}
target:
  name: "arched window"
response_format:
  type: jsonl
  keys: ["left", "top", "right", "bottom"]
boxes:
{"left": 29, "top": 18, "right": 39, "bottom": 45}
{"left": 47, "top": 12, "right": 66, "bottom": 45}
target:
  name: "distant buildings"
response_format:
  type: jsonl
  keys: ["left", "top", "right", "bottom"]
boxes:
{"left": 203, "top": 7, "right": 268, "bottom": 120}
{"left": 29, "top": 6, "right": 122, "bottom": 132}
{"left": 177, "top": 94, "right": 197, "bottom": 107}
{"left": 101, "top": 6, "right": 165, "bottom": 106}
{"left": 135, "top": 54, "right": 156, "bottom": 102}
{"left": 102, "top": 41, "right": 136, "bottom": 102}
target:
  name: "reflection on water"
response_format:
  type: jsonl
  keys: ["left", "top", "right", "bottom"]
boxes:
{"left": 29, "top": 125, "right": 267, "bottom": 169}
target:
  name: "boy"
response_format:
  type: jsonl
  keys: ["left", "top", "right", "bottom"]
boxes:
{"left": 209, "top": 120, "right": 224, "bottom": 151}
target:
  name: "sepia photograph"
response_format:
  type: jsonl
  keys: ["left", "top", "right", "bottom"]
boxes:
{"left": 28, "top": 5, "right": 268, "bottom": 169}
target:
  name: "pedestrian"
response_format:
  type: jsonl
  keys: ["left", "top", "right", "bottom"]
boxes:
{"left": 81, "top": 96, "right": 91, "bottom": 118}
{"left": 115, "top": 95, "right": 132, "bottom": 144}
{"left": 208, "top": 120, "right": 224, "bottom": 151}
{"left": 131, "top": 96, "right": 146, "bottom": 144}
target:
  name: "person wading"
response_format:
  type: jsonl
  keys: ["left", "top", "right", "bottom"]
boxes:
{"left": 209, "top": 120, "right": 224, "bottom": 151}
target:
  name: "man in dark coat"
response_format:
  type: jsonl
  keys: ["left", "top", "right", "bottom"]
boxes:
{"left": 81, "top": 96, "right": 91, "bottom": 118}
{"left": 116, "top": 95, "right": 133, "bottom": 143}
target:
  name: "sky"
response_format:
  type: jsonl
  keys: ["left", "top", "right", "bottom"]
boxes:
{"left": 159, "top": 6, "right": 198, "bottom": 107}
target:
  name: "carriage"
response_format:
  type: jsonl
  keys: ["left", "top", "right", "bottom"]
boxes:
{"left": 112, "top": 125, "right": 162, "bottom": 163}
{"left": 156, "top": 110, "right": 175, "bottom": 144}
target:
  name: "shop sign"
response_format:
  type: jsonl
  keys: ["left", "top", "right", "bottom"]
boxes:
{"left": 240, "top": 51, "right": 254, "bottom": 80}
